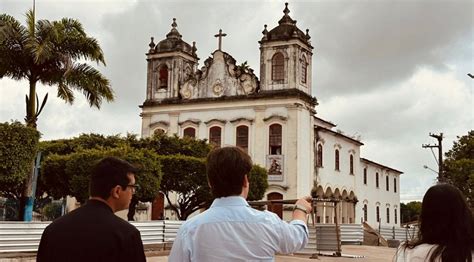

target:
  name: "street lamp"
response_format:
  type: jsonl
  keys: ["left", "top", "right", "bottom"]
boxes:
{"left": 423, "top": 165, "right": 438, "bottom": 174}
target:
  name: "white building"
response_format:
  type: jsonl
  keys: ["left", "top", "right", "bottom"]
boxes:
{"left": 140, "top": 3, "right": 402, "bottom": 228}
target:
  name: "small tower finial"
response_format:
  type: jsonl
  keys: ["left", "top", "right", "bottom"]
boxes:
{"left": 148, "top": 37, "right": 156, "bottom": 50}
{"left": 172, "top": 18, "right": 177, "bottom": 28}
{"left": 283, "top": 2, "right": 290, "bottom": 16}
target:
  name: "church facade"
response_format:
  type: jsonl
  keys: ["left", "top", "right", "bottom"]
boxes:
{"left": 140, "top": 3, "right": 402, "bottom": 228}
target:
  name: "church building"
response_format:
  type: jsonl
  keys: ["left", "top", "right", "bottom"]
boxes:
{"left": 140, "top": 3, "right": 402, "bottom": 229}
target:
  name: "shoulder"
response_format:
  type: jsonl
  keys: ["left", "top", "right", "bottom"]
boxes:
{"left": 397, "top": 243, "right": 439, "bottom": 262}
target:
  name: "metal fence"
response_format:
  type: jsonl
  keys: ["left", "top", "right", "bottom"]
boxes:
{"left": 379, "top": 225, "right": 418, "bottom": 242}
{"left": 2, "top": 220, "right": 410, "bottom": 255}
{"left": 0, "top": 220, "right": 184, "bottom": 253}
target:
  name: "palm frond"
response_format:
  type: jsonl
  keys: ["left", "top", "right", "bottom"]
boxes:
{"left": 64, "top": 63, "right": 114, "bottom": 108}
{"left": 0, "top": 13, "right": 31, "bottom": 80}
{"left": 57, "top": 81, "right": 74, "bottom": 104}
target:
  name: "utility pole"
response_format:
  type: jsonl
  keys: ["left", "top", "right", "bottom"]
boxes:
{"left": 422, "top": 133, "right": 443, "bottom": 182}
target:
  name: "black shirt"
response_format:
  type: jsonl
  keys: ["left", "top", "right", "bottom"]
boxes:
{"left": 37, "top": 199, "right": 146, "bottom": 262}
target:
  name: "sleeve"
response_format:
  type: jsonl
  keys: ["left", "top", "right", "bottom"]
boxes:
{"left": 168, "top": 228, "right": 191, "bottom": 262}
{"left": 275, "top": 219, "right": 309, "bottom": 254}
{"left": 36, "top": 226, "right": 51, "bottom": 262}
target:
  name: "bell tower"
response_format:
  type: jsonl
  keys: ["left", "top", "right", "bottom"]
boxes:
{"left": 259, "top": 3, "right": 313, "bottom": 96}
{"left": 145, "top": 18, "right": 199, "bottom": 101}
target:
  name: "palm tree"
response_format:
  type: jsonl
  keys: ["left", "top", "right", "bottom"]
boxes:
{"left": 0, "top": 9, "right": 114, "bottom": 219}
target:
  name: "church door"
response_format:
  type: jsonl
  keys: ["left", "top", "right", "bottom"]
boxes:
{"left": 267, "top": 192, "right": 283, "bottom": 219}
{"left": 151, "top": 192, "right": 165, "bottom": 220}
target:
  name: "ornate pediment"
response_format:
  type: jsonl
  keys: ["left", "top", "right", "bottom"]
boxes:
{"left": 179, "top": 50, "right": 259, "bottom": 100}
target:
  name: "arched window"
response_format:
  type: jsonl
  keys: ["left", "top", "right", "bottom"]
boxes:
{"left": 159, "top": 65, "right": 168, "bottom": 89}
{"left": 154, "top": 128, "right": 166, "bottom": 136}
{"left": 183, "top": 127, "right": 196, "bottom": 138}
{"left": 236, "top": 125, "right": 249, "bottom": 152}
{"left": 363, "top": 168, "right": 367, "bottom": 185}
{"left": 335, "top": 149, "right": 340, "bottom": 171}
{"left": 269, "top": 124, "right": 282, "bottom": 154}
{"left": 386, "top": 175, "right": 389, "bottom": 191}
{"left": 386, "top": 207, "right": 390, "bottom": 223}
{"left": 209, "top": 126, "right": 221, "bottom": 148}
{"left": 317, "top": 144, "right": 323, "bottom": 167}
{"left": 271, "top": 53, "right": 284, "bottom": 81}
{"left": 376, "top": 206, "right": 380, "bottom": 222}
{"left": 376, "top": 172, "right": 379, "bottom": 188}
{"left": 301, "top": 56, "right": 307, "bottom": 84}
{"left": 363, "top": 204, "right": 368, "bottom": 222}
{"left": 394, "top": 178, "right": 397, "bottom": 193}
{"left": 349, "top": 154, "right": 354, "bottom": 174}
{"left": 394, "top": 208, "right": 398, "bottom": 224}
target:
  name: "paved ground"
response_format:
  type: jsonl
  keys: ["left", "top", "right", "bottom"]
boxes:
{"left": 146, "top": 245, "right": 398, "bottom": 261}
{"left": 0, "top": 245, "right": 397, "bottom": 262}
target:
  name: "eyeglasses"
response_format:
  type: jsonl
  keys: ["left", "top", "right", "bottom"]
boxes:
{"left": 124, "top": 184, "right": 140, "bottom": 194}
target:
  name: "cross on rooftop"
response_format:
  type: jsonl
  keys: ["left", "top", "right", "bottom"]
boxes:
{"left": 214, "top": 29, "right": 227, "bottom": 51}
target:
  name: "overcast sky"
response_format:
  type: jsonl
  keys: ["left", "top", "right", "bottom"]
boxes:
{"left": 1, "top": 0, "right": 472, "bottom": 203}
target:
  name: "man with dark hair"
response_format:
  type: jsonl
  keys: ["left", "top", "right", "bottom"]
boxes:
{"left": 169, "top": 146, "right": 312, "bottom": 261}
{"left": 37, "top": 157, "right": 146, "bottom": 262}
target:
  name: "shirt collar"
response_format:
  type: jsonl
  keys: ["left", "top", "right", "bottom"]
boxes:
{"left": 210, "top": 196, "right": 250, "bottom": 208}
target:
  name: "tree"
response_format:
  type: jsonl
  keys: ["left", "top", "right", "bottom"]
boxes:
{"left": 0, "top": 10, "right": 114, "bottom": 219}
{"left": 159, "top": 156, "right": 269, "bottom": 220}
{"left": 443, "top": 130, "right": 474, "bottom": 208}
{"left": 247, "top": 165, "right": 268, "bottom": 201}
{"left": 158, "top": 155, "right": 211, "bottom": 220}
{"left": 400, "top": 201, "right": 422, "bottom": 224}
{"left": 41, "top": 147, "right": 162, "bottom": 220}
{"left": 0, "top": 122, "right": 40, "bottom": 200}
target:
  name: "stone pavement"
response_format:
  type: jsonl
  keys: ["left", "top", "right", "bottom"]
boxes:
{"left": 0, "top": 245, "right": 398, "bottom": 262}
{"left": 146, "top": 245, "right": 398, "bottom": 261}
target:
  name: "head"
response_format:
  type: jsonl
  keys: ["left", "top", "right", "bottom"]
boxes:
{"left": 206, "top": 146, "right": 253, "bottom": 198}
{"left": 409, "top": 183, "right": 473, "bottom": 261}
{"left": 89, "top": 157, "right": 138, "bottom": 212}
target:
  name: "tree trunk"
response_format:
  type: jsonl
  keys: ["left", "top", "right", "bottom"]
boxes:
{"left": 127, "top": 195, "right": 139, "bottom": 221}
{"left": 19, "top": 80, "right": 37, "bottom": 221}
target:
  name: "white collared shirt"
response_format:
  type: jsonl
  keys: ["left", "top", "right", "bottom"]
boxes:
{"left": 169, "top": 196, "right": 309, "bottom": 262}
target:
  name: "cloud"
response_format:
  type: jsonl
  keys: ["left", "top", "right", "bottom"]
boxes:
{"left": 0, "top": 0, "right": 472, "bottom": 202}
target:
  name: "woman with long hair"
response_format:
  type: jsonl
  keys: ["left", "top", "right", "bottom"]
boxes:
{"left": 396, "top": 183, "right": 474, "bottom": 261}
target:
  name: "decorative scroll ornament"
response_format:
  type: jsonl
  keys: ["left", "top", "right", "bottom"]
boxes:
{"left": 213, "top": 79, "right": 224, "bottom": 96}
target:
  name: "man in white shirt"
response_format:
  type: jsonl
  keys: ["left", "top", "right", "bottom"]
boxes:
{"left": 169, "top": 146, "right": 312, "bottom": 261}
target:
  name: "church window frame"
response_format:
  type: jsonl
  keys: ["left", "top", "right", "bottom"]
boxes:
{"left": 271, "top": 52, "right": 285, "bottom": 82}
{"left": 269, "top": 123, "right": 282, "bottom": 155}
{"left": 209, "top": 126, "right": 222, "bottom": 148}
{"left": 300, "top": 55, "right": 307, "bottom": 84}
{"left": 386, "top": 175, "right": 389, "bottom": 191}
{"left": 349, "top": 154, "right": 354, "bottom": 175}
{"left": 179, "top": 119, "right": 200, "bottom": 139}
{"left": 149, "top": 121, "right": 169, "bottom": 137}
{"left": 394, "top": 208, "right": 398, "bottom": 224}
{"left": 236, "top": 125, "right": 249, "bottom": 153}
{"left": 376, "top": 172, "right": 379, "bottom": 188}
{"left": 153, "top": 128, "right": 166, "bottom": 136}
{"left": 317, "top": 144, "right": 323, "bottom": 167}
{"left": 183, "top": 127, "right": 196, "bottom": 138}
{"left": 363, "top": 168, "right": 367, "bottom": 185}
{"left": 394, "top": 177, "right": 397, "bottom": 193}
{"left": 335, "top": 149, "right": 340, "bottom": 171}
{"left": 376, "top": 205, "right": 380, "bottom": 222}
{"left": 363, "top": 203, "right": 368, "bottom": 222}
{"left": 158, "top": 64, "right": 169, "bottom": 89}
{"left": 386, "top": 207, "right": 390, "bottom": 223}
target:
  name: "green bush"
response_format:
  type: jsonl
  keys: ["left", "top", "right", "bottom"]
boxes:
{"left": 247, "top": 165, "right": 269, "bottom": 201}
{"left": 0, "top": 121, "right": 40, "bottom": 199}
{"left": 41, "top": 147, "right": 162, "bottom": 204}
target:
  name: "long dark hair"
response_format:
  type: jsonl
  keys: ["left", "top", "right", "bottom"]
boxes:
{"left": 404, "top": 183, "right": 473, "bottom": 262}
